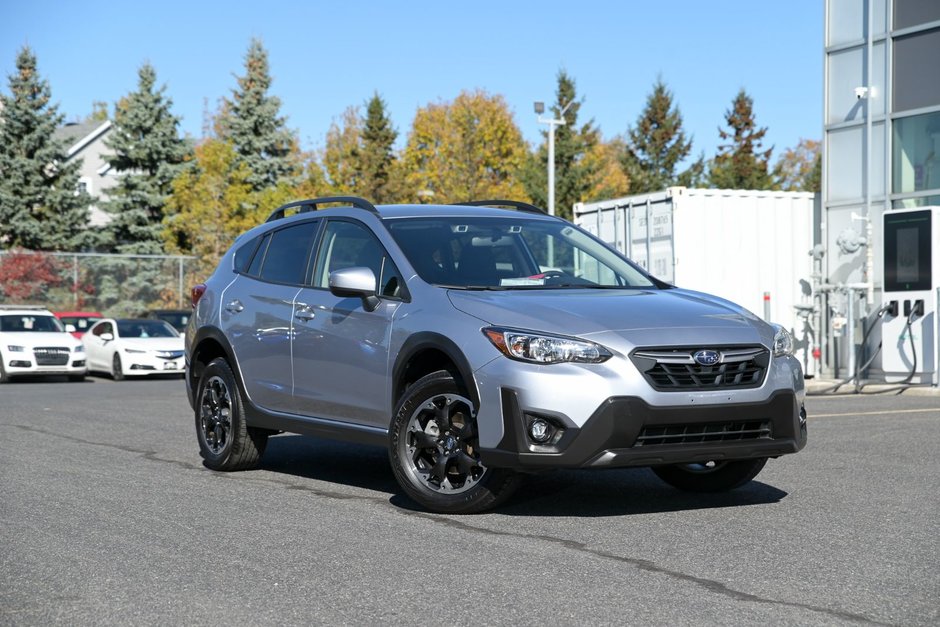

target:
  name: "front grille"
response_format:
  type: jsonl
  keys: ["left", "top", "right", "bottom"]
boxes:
{"left": 156, "top": 350, "right": 184, "bottom": 360}
{"left": 635, "top": 420, "right": 772, "bottom": 446}
{"left": 33, "top": 347, "right": 70, "bottom": 366}
{"left": 631, "top": 346, "right": 769, "bottom": 391}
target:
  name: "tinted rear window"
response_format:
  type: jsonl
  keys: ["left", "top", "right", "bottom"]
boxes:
{"left": 258, "top": 221, "right": 319, "bottom": 285}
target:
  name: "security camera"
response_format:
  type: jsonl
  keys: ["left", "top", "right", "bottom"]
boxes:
{"left": 854, "top": 87, "right": 869, "bottom": 100}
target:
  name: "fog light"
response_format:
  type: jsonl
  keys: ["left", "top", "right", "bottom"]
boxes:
{"left": 529, "top": 418, "right": 553, "bottom": 443}
{"left": 10, "top": 360, "right": 31, "bottom": 368}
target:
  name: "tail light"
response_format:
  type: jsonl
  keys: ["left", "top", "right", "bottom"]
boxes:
{"left": 191, "top": 283, "right": 207, "bottom": 309}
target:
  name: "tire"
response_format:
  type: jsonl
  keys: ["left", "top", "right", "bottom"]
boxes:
{"left": 0, "top": 358, "right": 8, "bottom": 383}
{"left": 389, "top": 370, "right": 520, "bottom": 514}
{"left": 652, "top": 458, "right": 767, "bottom": 493}
{"left": 195, "top": 357, "right": 268, "bottom": 471}
{"left": 112, "top": 353, "right": 125, "bottom": 381}
{"left": 68, "top": 374, "right": 86, "bottom": 382}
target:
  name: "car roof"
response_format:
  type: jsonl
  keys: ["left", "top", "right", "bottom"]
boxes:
{"left": 232, "top": 201, "right": 561, "bottom": 246}
{"left": 0, "top": 306, "right": 55, "bottom": 316}
{"left": 115, "top": 318, "right": 169, "bottom": 323}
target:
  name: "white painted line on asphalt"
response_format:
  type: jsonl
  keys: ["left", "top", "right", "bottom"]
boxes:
{"left": 812, "top": 408, "right": 940, "bottom": 418}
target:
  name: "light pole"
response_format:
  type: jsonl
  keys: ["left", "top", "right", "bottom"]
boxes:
{"left": 534, "top": 99, "right": 573, "bottom": 217}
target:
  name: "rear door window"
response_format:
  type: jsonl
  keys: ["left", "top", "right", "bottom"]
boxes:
{"left": 256, "top": 221, "right": 320, "bottom": 285}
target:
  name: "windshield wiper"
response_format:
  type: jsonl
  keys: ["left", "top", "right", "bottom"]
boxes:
{"left": 438, "top": 284, "right": 508, "bottom": 291}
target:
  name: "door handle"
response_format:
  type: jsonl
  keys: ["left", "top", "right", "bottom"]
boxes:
{"left": 294, "top": 305, "right": 315, "bottom": 322}
{"left": 225, "top": 299, "right": 244, "bottom": 313}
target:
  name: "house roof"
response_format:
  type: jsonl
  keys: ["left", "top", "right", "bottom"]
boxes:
{"left": 53, "top": 119, "right": 112, "bottom": 158}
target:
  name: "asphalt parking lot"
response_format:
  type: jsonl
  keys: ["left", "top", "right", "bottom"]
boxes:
{"left": 1, "top": 376, "right": 938, "bottom": 625}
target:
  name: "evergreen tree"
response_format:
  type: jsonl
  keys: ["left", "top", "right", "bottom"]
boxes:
{"left": 163, "top": 139, "right": 256, "bottom": 280}
{"left": 216, "top": 39, "right": 298, "bottom": 191}
{"left": 707, "top": 89, "right": 774, "bottom": 189}
{"left": 621, "top": 78, "right": 700, "bottom": 193}
{"left": 522, "top": 70, "right": 598, "bottom": 220}
{"left": 0, "top": 47, "right": 92, "bottom": 250}
{"left": 103, "top": 63, "right": 191, "bottom": 253}
{"left": 354, "top": 92, "right": 399, "bottom": 203}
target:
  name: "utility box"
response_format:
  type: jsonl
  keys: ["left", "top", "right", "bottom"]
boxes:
{"left": 574, "top": 187, "right": 819, "bottom": 375}
{"left": 881, "top": 207, "right": 939, "bottom": 385}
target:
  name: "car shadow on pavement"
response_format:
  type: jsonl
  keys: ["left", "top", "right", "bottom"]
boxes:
{"left": 264, "top": 435, "right": 788, "bottom": 517}
{"left": 261, "top": 435, "right": 399, "bottom": 495}
{"left": 490, "top": 469, "right": 788, "bottom": 517}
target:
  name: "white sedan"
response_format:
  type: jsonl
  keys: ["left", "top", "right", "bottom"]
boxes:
{"left": 84, "top": 318, "right": 185, "bottom": 380}
{"left": 0, "top": 306, "right": 87, "bottom": 382}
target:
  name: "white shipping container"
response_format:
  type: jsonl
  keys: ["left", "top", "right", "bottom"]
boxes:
{"left": 574, "top": 187, "right": 820, "bottom": 375}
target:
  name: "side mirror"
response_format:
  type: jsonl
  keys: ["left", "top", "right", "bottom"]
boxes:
{"left": 329, "top": 267, "right": 381, "bottom": 312}
{"left": 65, "top": 324, "right": 76, "bottom": 333}
{"left": 100, "top": 332, "right": 114, "bottom": 342}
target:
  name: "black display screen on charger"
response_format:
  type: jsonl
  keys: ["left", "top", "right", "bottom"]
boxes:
{"left": 884, "top": 210, "right": 932, "bottom": 291}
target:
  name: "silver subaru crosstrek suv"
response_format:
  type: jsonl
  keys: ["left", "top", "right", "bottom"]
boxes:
{"left": 186, "top": 197, "right": 807, "bottom": 513}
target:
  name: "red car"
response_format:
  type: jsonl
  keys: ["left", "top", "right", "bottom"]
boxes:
{"left": 54, "top": 311, "right": 104, "bottom": 339}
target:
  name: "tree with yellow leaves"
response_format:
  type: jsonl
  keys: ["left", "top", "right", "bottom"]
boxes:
{"left": 163, "top": 139, "right": 294, "bottom": 279}
{"left": 402, "top": 90, "right": 528, "bottom": 204}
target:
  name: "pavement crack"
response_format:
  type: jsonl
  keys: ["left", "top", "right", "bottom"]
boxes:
{"left": 399, "top": 511, "right": 889, "bottom": 626}
{"left": 11, "top": 424, "right": 202, "bottom": 472}
{"left": 7, "top": 423, "right": 889, "bottom": 624}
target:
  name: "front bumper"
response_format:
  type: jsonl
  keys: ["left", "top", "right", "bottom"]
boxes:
{"left": 478, "top": 388, "right": 807, "bottom": 470}
{"left": 120, "top": 353, "right": 185, "bottom": 376}
{"left": 3, "top": 357, "right": 86, "bottom": 378}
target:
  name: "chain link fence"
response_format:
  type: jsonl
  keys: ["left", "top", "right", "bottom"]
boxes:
{"left": 0, "top": 250, "right": 199, "bottom": 317}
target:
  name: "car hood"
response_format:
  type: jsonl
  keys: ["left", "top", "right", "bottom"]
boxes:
{"left": 0, "top": 332, "right": 81, "bottom": 349}
{"left": 121, "top": 337, "right": 184, "bottom": 352}
{"left": 447, "top": 287, "right": 772, "bottom": 350}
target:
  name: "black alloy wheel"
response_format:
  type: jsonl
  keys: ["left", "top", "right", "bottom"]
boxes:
{"left": 390, "top": 370, "right": 519, "bottom": 514}
{"left": 195, "top": 358, "right": 268, "bottom": 471}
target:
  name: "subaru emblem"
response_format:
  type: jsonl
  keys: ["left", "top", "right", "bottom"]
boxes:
{"left": 693, "top": 350, "right": 721, "bottom": 366}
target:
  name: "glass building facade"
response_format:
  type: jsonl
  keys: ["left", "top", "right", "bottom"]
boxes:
{"left": 824, "top": 0, "right": 940, "bottom": 373}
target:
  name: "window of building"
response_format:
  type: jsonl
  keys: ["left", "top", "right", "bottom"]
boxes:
{"left": 894, "top": 0, "right": 940, "bottom": 31}
{"left": 892, "top": 195, "right": 940, "bottom": 209}
{"left": 892, "top": 111, "right": 940, "bottom": 195}
{"left": 893, "top": 27, "right": 940, "bottom": 112}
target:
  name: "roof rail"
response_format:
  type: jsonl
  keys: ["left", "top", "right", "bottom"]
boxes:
{"left": 452, "top": 199, "right": 548, "bottom": 215}
{"left": 265, "top": 196, "right": 379, "bottom": 223}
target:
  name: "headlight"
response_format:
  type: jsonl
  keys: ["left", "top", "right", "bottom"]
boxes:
{"left": 73, "top": 345, "right": 84, "bottom": 353}
{"left": 771, "top": 324, "right": 794, "bottom": 357}
{"left": 7, "top": 345, "right": 25, "bottom": 352}
{"left": 483, "top": 327, "right": 612, "bottom": 364}
{"left": 124, "top": 348, "right": 146, "bottom": 354}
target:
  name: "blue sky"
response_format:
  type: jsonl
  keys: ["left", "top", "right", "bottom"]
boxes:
{"left": 2, "top": 1, "right": 822, "bottom": 163}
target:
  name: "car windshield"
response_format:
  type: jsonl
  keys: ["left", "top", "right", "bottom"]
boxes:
{"left": 58, "top": 315, "right": 101, "bottom": 330}
{"left": 386, "top": 216, "right": 658, "bottom": 289}
{"left": 116, "top": 320, "right": 179, "bottom": 338}
{"left": 0, "top": 314, "right": 66, "bottom": 333}
{"left": 152, "top": 311, "right": 189, "bottom": 331}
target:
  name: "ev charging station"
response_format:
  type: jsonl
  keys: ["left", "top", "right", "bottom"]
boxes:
{"left": 881, "top": 207, "right": 940, "bottom": 385}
